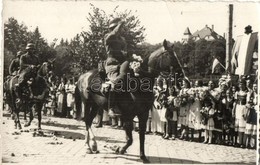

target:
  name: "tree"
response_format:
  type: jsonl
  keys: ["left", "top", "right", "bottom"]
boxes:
{"left": 4, "top": 18, "right": 56, "bottom": 77}
{"left": 4, "top": 17, "right": 29, "bottom": 54}
{"left": 66, "top": 4, "right": 146, "bottom": 72}
{"left": 28, "top": 27, "right": 56, "bottom": 62}
{"left": 175, "top": 38, "right": 226, "bottom": 78}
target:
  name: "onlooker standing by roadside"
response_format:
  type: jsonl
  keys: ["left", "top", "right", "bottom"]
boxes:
{"left": 151, "top": 77, "right": 166, "bottom": 135}
{"left": 65, "top": 78, "right": 76, "bottom": 118}
{"left": 201, "top": 97, "right": 215, "bottom": 144}
{"left": 178, "top": 78, "right": 191, "bottom": 140}
{"left": 57, "top": 77, "right": 67, "bottom": 117}
{"left": 233, "top": 78, "right": 250, "bottom": 148}
{"left": 244, "top": 82, "right": 257, "bottom": 149}
{"left": 224, "top": 89, "right": 235, "bottom": 146}
{"left": 165, "top": 86, "right": 179, "bottom": 140}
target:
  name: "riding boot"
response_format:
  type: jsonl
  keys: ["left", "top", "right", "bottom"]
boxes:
{"left": 14, "top": 82, "right": 24, "bottom": 101}
{"left": 108, "top": 91, "right": 117, "bottom": 117}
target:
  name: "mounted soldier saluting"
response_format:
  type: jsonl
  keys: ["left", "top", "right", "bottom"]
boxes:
{"left": 15, "top": 43, "right": 40, "bottom": 98}
{"left": 104, "top": 18, "right": 130, "bottom": 117}
{"left": 9, "top": 51, "right": 22, "bottom": 76}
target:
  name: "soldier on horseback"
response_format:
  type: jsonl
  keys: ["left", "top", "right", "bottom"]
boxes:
{"left": 104, "top": 18, "right": 130, "bottom": 117}
{"left": 9, "top": 51, "right": 22, "bottom": 76}
{"left": 15, "top": 43, "right": 40, "bottom": 99}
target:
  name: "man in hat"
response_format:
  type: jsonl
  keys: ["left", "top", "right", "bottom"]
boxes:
{"left": 244, "top": 25, "right": 253, "bottom": 35}
{"left": 19, "top": 43, "right": 39, "bottom": 72}
{"left": 15, "top": 43, "right": 39, "bottom": 98}
{"left": 9, "top": 51, "right": 22, "bottom": 76}
{"left": 104, "top": 18, "right": 129, "bottom": 117}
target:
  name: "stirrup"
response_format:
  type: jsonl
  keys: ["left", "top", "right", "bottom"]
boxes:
{"left": 108, "top": 108, "right": 116, "bottom": 117}
{"left": 101, "top": 81, "right": 113, "bottom": 94}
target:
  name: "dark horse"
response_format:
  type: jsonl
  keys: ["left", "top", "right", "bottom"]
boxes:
{"left": 5, "top": 60, "right": 54, "bottom": 129}
{"left": 74, "top": 40, "right": 182, "bottom": 163}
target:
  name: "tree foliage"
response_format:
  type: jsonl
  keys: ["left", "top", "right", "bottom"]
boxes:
{"left": 60, "top": 4, "right": 146, "bottom": 75}
{"left": 174, "top": 38, "right": 226, "bottom": 78}
{"left": 4, "top": 17, "right": 56, "bottom": 76}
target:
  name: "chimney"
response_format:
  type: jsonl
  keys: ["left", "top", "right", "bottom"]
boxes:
{"left": 205, "top": 24, "right": 208, "bottom": 28}
{"left": 212, "top": 25, "right": 214, "bottom": 31}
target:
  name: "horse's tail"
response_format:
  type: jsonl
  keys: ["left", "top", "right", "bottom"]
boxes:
{"left": 74, "top": 85, "right": 82, "bottom": 120}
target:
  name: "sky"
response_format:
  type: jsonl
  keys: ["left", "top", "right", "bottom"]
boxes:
{"left": 3, "top": 1, "right": 260, "bottom": 44}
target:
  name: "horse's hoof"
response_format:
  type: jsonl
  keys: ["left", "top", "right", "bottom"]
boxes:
{"left": 141, "top": 156, "right": 150, "bottom": 164}
{"left": 86, "top": 148, "right": 93, "bottom": 154}
{"left": 115, "top": 147, "right": 120, "bottom": 154}
{"left": 119, "top": 148, "right": 126, "bottom": 155}
{"left": 93, "top": 150, "right": 100, "bottom": 154}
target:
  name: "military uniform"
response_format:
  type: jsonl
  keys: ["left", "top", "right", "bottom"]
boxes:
{"left": 18, "top": 46, "right": 39, "bottom": 84}
{"left": 9, "top": 58, "right": 20, "bottom": 75}
{"left": 9, "top": 51, "right": 22, "bottom": 75}
{"left": 19, "top": 52, "right": 39, "bottom": 71}
{"left": 104, "top": 18, "right": 129, "bottom": 117}
{"left": 16, "top": 43, "right": 39, "bottom": 99}
{"left": 104, "top": 18, "right": 129, "bottom": 84}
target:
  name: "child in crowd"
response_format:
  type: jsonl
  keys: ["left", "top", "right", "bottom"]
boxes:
{"left": 224, "top": 89, "right": 235, "bottom": 146}
{"left": 201, "top": 97, "right": 215, "bottom": 144}
{"left": 165, "top": 86, "right": 179, "bottom": 140}
{"left": 178, "top": 78, "right": 191, "bottom": 140}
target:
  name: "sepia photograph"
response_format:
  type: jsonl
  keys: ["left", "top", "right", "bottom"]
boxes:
{"left": 1, "top": 1, "right": 259, "bottom": 164}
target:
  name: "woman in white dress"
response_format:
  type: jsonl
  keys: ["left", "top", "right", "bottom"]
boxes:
{"left": 233, "top": 79, "right": 251, "bottom": 148}
{"left": 57, "top": 78, "right": 66, "bottom": 117}
{"left": 65, "top": 79, "right": 76, "bottom": 118}
{"left": 187, "top": 80, "right": 204, "bottom": 142}
{"left": 178, "top": 78, "right": 191, "bottom": 140}
{"left": 151, "top": 77, "right": 167, "bottom": 135}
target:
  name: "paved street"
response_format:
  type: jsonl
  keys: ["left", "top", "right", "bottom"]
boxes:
{"left": 1, "top": 112, "right": 256, "bottom": 165}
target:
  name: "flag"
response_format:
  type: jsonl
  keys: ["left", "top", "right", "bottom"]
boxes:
{"left": 231, "top": 52, "right": 238, "bottom": 73}
{"left": 212, "top": 58, "right": 220, "bottom": 73}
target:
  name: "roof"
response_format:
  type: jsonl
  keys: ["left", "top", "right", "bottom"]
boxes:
{"left": 192, "top": 25, "right": 220, "bottom": 39}
{"left": 184, "top": 27, "right": 191, "bottom": 35}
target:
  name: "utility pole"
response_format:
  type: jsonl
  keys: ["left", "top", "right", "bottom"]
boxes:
{"left": 226, "top": 4, "right": 233, "bottom": 74}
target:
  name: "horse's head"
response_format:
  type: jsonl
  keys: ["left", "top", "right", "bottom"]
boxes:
{"left": 23, "top": 65, "right": 38, "bottom": 81}
{"left": 146, "top": 39, "right": 182, "bottom": 77}
{"left": 38, "top": 59, "right": 55, "bottom": 77}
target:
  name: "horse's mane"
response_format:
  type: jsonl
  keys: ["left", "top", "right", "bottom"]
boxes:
{"left": 37, "top": 62, "right": 48, "bottom": 77}
{"left": 149, "top": 47, "right": 165, "bottom": 59}
{"left": 141, "top": 46, "right": 164, "bottom": 70}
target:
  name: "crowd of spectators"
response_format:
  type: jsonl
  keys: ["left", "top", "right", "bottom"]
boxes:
{"left": 41, "top": 73, "right": 258, "bottom": 150}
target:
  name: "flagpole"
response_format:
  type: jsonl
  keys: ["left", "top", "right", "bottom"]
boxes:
{"left": 226, "top": 4, "right": 233, "bottom": 74}
{"left": 219, "top": 62, "right": 226, "bottom": 70}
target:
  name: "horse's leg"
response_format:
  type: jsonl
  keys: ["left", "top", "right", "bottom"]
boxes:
{"left": 25, "top": 104, "right": 34, "bottom": 127}
{"left": 84, "top": 101, "right": 98, "bottom": 154}
{"left": 13, "top": 111, "right": 18, "bottom": 129}
{"left": 23, "top": 102, "right": 27, "bottom": 121}
{"left": 15, "top": 109, "right": 22, "bottom": 130}
{"left": 36, "top": 102, "right": 43, "bottom": 130}
{"left": 138, "top": 112, "right": 150, "bottom": 163}
{"left": 118, "top": 120, "right": 133, "bottom": 154}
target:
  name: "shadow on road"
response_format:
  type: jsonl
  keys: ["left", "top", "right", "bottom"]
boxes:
{"left": 26, "top": 128, "right": 125, "bottom": 144}
{"left": 102, "top": 153, "right": 254, "bottom": 164}
{"left": 41, "top": 121, "right": 84, "bottom": 130}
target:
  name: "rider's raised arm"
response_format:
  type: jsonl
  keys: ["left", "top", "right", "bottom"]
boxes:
{"left": 105, "top": 21, "right": 125, "bottom": 42}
